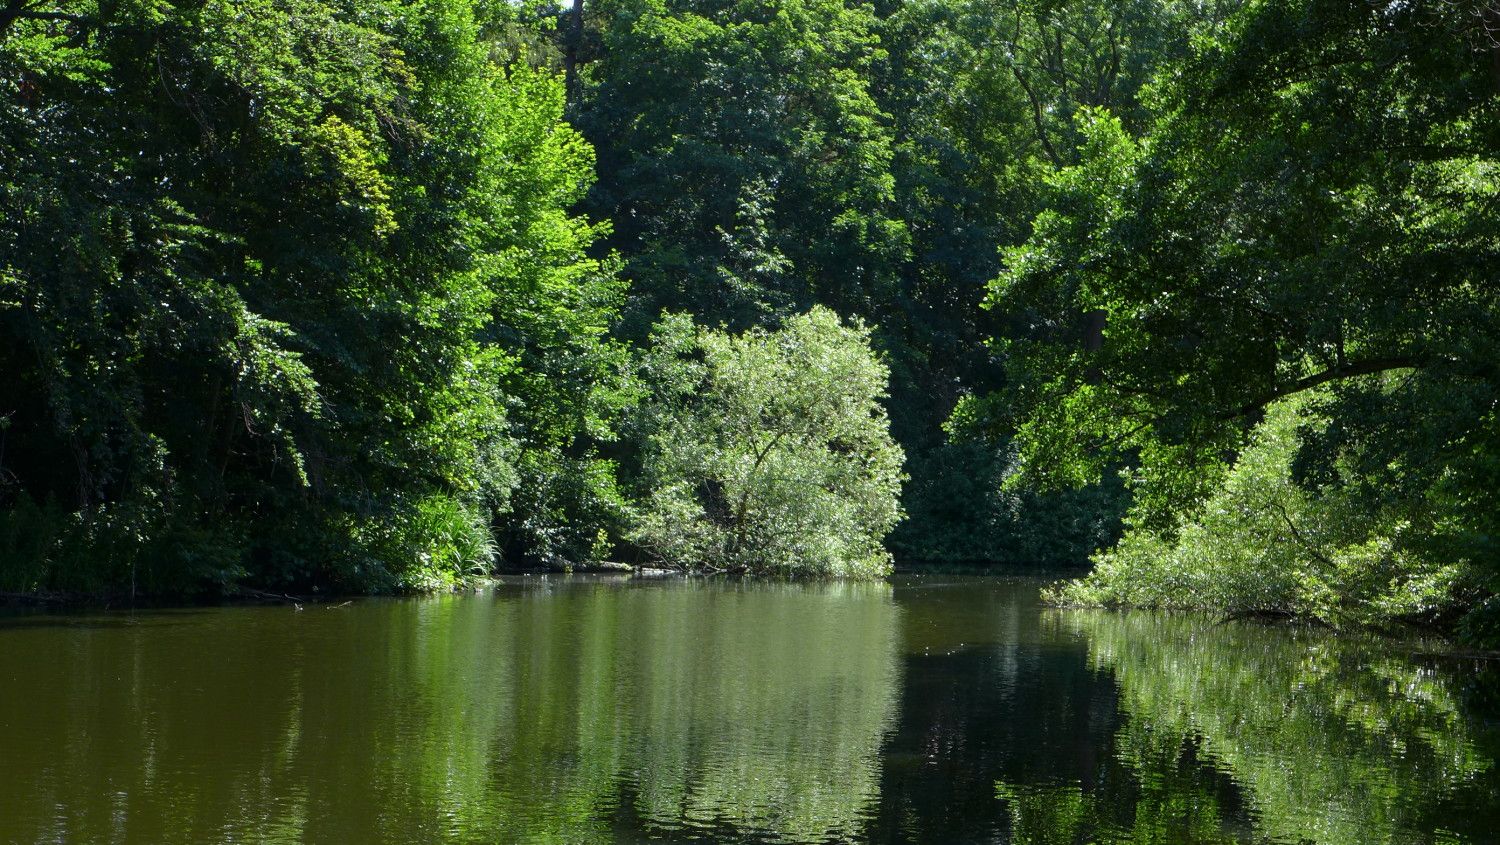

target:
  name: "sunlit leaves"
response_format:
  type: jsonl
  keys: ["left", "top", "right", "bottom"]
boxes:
{"left": 0, "top": 0, "right": 625, "bottom": 591}
{"left": 630, "top": 307, "right": 905, "bottom": 576}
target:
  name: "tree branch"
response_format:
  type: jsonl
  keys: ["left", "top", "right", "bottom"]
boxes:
{"left": 1227, "top": 356, "right": 1424, "bottom": 420}
{"left": 1270, "top": 499, "right": 1335, "bottom": 568}
{"left": 1010, "top": 65, "right": 1063, "bottom": 167}
{"left": 0, "top": 0, "right": 87, "bottom": 37}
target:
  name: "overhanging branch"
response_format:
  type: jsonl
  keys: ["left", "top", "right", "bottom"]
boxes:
{"left": 1, "top": 0, "right": 90, "bottom": 37}
{"left": 1227, "top": 356, "right": 1425, "bottom": 421}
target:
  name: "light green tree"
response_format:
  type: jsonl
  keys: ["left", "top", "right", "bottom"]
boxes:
{"left": 629, "top": 307, "right": 905, "bottom": 576}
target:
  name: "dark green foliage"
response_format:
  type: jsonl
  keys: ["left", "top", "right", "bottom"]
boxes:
{"left": 556, "top": 0, "right": 1208, "bottom": 566}
{"left": 867, "top": 0, "right": 1208, "bottom": 564}
{"left": 575, "top": 0, "right": 909, "bottom": 332}
{"left": 888, "top": 438, "right": 1125, "bottom": 567}
{"left": 7, "top": 0, "right": 1497, "bottom": 608}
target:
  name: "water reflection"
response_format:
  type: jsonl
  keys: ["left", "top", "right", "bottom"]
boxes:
{"left": 2, "top": 578, "right": 1499, "bottom": 844}
{"left": 0, "top": 579, "right": 901, "bottom": 845}
{"left": 1019, "top": 611, "right": 1500, "bottom": 844}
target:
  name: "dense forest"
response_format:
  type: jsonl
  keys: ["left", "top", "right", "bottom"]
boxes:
{"left": 2, "top": 0, "right": 1497, "bottom": 639}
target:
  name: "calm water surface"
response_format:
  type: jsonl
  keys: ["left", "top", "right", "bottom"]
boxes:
{"left": 2, "top": 575, "right": 1498, "bottom": 844}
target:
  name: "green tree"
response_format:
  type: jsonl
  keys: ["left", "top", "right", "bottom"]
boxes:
{"left": 983, "top": 0, "right": 1500, "bottom": 630}
{"left": 628, "top": 307, "right": 905, "bottom": 576}
{"left": 870, "top": 0, "right": 1212, "bottom": 564}
{"left": 574, "top": 0, "right": 908, "bottom": 332}
{"left": 0, "top": 0, "right": 623, "bottom": 593}
{"left": 1050, "top": 390, "right": 1465, "bottom": 627}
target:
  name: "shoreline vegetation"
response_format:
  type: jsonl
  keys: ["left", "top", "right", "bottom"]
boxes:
{"left": 4, "top": 0, "right": 1498, "bottom": 644}
{"left": 1039, "top": 393, "right": 1486, "bottom": 640}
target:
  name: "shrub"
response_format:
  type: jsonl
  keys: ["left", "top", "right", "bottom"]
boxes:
{"left": 1048, "top": 390, "right": 1466, "bottom": 629}
{"left": 627, "top": 308, "right": 905, "bottom": 577}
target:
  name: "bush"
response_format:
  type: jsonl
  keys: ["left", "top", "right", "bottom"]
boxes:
{"left": 1048, "top": 391, "right": 1467, "bottom": 629}
{"left": 305, "top": 494, "right": 496, "bottom": 594}
{"left": 626, "top": 308, "right": 905, "bottom": 577}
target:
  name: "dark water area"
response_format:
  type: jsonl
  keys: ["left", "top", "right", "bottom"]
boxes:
{"left": 2, "top": 575, "right": 1498, "bottom": 844}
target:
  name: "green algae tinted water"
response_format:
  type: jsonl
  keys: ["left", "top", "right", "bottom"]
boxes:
{"left": 1, "top": 575, "right": 1497, "bottom": 844}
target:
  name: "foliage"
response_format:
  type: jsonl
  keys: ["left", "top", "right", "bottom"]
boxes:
{"left": 628, "top": 307, "right": 905, "bottom": 576}
{"left": 871, "top": 0, "right": 1232, "bottom": 565}
{"left": 986, "top": 0, "right": 1500, "bottom": 632}
{"left": 6, "top": 0, "right": 1498, "bottom": 605}
{"left": 552, "top": 0, "right": 1222, "bottom": 565}
{"left": 1048, "top": 390, "right": 1469, "bottom": 628}
{"left": 574, "top": 0, "right": 908, "bottom": 333}
{"left": 889, "top": 436, "right": 1125, "bottom": 566}
{"left": 0, "top": 0, "right": 622, "bottom": 593}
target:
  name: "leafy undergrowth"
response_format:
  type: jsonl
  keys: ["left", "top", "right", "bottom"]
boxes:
{"left": 1045, "top": 392, "right": 1491, "bottom": 643}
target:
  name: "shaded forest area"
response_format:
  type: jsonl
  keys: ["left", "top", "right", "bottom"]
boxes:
{"left": 3, "top": 0, "right": 1498, "bottom": 639}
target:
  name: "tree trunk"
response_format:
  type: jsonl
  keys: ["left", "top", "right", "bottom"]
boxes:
{"left": 1082, "top": 308, "right": 1107, "bottom": 385}
{"left": 563, "top": 0, "right": 584, "bottom": 104}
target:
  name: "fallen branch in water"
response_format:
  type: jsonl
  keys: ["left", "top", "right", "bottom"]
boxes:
{"left": 696, "top": 564, "right": 749, "bottom": 577}
{"left": 231, "top": 587, "right": 309, "bottom": 605}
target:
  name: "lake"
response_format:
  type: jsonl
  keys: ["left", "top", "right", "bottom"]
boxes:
{"left": 2, "top": 575, "right": 1497, "bottom": 844}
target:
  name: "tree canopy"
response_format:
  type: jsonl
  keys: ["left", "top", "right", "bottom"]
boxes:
{"left": 984, "top": 0, "right": 1500, "bottom": 632}
{"left": 0, "top": 0, "right": 622, "bottom": 591}
{"left": 575, "top": 0, "right": 908, "bottom": 331}
{"left": 4, "top": 0, "right": 1500, "bottom": 637}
